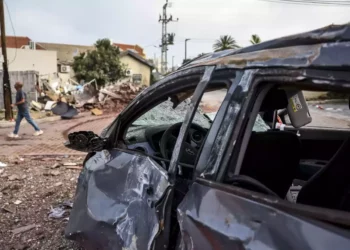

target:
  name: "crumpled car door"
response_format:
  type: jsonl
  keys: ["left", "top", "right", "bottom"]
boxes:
{"left": 65, "top": 149, "right": 170, "bottom": 250}
{"left": 177, "top": 180, "right": 350, "bottom": 250}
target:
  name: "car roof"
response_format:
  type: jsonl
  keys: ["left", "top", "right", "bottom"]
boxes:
{"left": 120, "top": 24, "right": 350, "bottom": 123}
{"left": 178, "top": 24, "right": 350, "bottom": 71}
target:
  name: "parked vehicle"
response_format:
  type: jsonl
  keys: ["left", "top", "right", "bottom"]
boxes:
{"left": 65, "top": 24, "right": 350, "bottom": 250}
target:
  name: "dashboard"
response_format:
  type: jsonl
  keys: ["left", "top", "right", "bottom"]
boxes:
{"left": 126, "top": 124, "right": 207, "bottom": 157}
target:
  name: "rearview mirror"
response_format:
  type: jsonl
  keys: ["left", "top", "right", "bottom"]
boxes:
{"left": 64, "top": 131, "right": 106, "bottom": 152}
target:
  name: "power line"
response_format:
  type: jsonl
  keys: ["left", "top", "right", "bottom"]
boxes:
{"left": 142, "top": 39, "right": 162, "bottom": 48}
{"left": 259, "top": 0, "right": 350, "bottom": 6}
{"left": 4, "top": 0, "right": 16, "bottom": 64}
{"left": 267, "top": 0, "right": 350, "bottom": 4}
{"left": 177, "top": 36, "right": 216, "bottom": 41}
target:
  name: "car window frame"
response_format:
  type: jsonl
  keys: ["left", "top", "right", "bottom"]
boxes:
{"left": 216, "top": 72, "right": 308, "bottom": 182}
{"left": 217, "top": 68, "right": 350, "bottom": 182}
{"left": 195, "top": 69, "right": 259, "bottom": 180}
{"left": 107, "top": 67, "right": 233, "bottom": 171}
{"left": 167, "top": 66, "right": 216, "bottom": 178}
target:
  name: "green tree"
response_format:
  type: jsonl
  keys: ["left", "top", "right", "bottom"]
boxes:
{"left": 72, "top": 39, "right": 125, "bottom": 87}
{"left": 250, "top": 34, "right": 261, "bottom": 45}
{"left": 213, "top": 35, "right": 240, "bottom": 52}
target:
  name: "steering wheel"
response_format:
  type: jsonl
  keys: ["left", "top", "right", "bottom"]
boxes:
{"left": 160, "top": 122, "right": 207, "bottom": 166}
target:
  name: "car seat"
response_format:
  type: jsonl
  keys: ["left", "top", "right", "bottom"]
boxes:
{"left": 240, "top": 130, "right": 301, "bottom": 198}
{"left": 297, "top": 138, "right": 350, "bottom": 211}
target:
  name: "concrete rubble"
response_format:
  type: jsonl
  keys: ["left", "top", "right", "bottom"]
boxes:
{"left": 35, "top": 77, "right": 145, "bottom": 119}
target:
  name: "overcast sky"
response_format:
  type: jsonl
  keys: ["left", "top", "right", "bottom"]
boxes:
{"left": 6, "top": 0, "right": 350, "bottom": 66}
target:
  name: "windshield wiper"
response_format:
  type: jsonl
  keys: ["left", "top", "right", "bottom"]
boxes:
{"left": 130, "top": 124, "right": 144, "bottom": 127}
{"left": 203, "top": 113, "right": 213, "bottom": 123}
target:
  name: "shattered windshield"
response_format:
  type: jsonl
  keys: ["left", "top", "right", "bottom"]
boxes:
{"left": 127, "top": 99, "right": 270, "bottom": 140}
{"left": 206, "top": 113, "right": 269, "bottom": 132}
{"left": 131, "top": 99, "right": 211, "bottom": 128}
{"left": 253, "top": 114, "right": 270, "bottom": 132}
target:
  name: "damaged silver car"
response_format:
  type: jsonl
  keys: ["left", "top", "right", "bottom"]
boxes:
{"left": 65, "top": 24, "right": 350, "bottom": 249}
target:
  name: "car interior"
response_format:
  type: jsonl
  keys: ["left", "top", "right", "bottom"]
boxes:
{"left": 227, "top": 85, "right": 350, "bottom": 215}
{"left": 123, "top": 80, "right": 350, "bottom": 233}
{"left": 124, "top": 85, "right": 228, "bottom": 171}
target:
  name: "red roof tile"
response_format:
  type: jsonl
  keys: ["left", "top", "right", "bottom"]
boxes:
{"left": 113, "top": 43, "right": 145, "bottom": 57}
{"left": 0, "top": 36, "right": 45, "bottom": 50}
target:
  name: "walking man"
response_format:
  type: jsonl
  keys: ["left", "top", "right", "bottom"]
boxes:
{"left": 8, "top": 82, "right": 43, "bottom": 138}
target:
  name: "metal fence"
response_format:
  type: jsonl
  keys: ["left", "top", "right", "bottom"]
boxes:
{"left": 0, "top": 71, "right": 38, "bottom": 110}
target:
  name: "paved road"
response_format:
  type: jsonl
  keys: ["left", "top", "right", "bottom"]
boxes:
{"left": 0, "top": 112, "right": 116, "bottom": 156}
{"left": 308, "top": 103, "right": 350, "bottom": 128}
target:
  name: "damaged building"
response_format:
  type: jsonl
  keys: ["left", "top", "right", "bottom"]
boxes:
{"left": 38, "top": 41, "right": 153, "bottom": 86}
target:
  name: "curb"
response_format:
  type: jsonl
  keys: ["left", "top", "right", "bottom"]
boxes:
{"left": 0, "top": 115, "right": 62, "bottom": 128}
{"left": 307, "top": 99, "right": 348, "bottom": 105}
{"left": 0, "top": 112, "right": 98, "bottom": 129}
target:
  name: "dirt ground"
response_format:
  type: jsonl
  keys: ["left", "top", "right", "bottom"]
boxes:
{"left": 0, "top": 155, "right": 83, "bottom": 250}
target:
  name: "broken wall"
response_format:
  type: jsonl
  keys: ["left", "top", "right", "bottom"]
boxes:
{"left": 0, "top": 70, "right": 38, "bottom": 110}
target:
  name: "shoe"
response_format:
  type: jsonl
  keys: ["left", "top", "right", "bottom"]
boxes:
{"left": 8, "top": 133, "right": 19, "bottom": 138}
{"left": 33, "top": 130, "right": 44, "bottom": 136}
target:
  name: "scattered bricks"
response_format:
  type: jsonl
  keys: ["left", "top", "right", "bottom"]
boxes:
{"left": 91, "top": 108, "right": 103, "bottom": 116}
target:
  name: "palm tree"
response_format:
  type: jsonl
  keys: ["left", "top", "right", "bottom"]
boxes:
{"left": 250, "top": 34, "right": 261, "bottom": 45}
{"left": 213, "top": 35, "right": 240, "bottom": 52}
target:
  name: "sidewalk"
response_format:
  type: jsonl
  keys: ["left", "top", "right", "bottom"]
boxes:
{"left": 0, "top": 115, "right": 61, "bottom": 128}
{"left": 0, "top": 112, "right": 117, "bottom": 156}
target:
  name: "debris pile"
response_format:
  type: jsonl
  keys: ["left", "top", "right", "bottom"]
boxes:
{"left": 96, "top": 83, "right": 145, "bottom": 111}
{"left": 34, "top": 77, "right": 145, "bottom": 118}
{"left": 33, "top": 78, "right": 88, "bottom": 119}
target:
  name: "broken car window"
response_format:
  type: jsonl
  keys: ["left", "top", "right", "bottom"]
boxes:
{"left": 131, "top": 99, "right": 211, "bottom": 128}
{"left": 126, "top": 98, "right": 211, "bottom": 140}
{"left": 253, "top": 114, "right": 270, "bottom": 132}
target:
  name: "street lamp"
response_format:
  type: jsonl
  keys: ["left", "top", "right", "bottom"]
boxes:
{"left": 172, "top": 56, "right": 175, "bottom": 71}
{"left": 185, "top": 39, "right": 190, "bottom": 60}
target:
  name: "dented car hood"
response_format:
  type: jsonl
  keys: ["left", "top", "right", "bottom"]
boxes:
{"left": 65, "top": 150, "right": 170, "bottom": 249}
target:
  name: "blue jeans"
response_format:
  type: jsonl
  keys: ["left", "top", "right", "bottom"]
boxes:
{"left": 14, "top": 109, "right": 40, "bottom": 134}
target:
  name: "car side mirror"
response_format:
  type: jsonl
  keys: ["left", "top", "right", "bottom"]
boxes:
{"left": 64, "top": 131, "right": 106, "bottom": 153}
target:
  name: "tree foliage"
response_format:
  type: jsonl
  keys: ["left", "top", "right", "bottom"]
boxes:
{"left": 72, "top": 39, "right": 125, "bottom": 87}
{"left": 250, "top": 34, "right": 262, "bottom": 45}
{"left": 213, "top": 35, "right": 240, "bottom": 52}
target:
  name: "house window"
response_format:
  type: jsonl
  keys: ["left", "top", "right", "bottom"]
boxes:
{"left": 132, "top": 74, "right": 142, "bottom": 85}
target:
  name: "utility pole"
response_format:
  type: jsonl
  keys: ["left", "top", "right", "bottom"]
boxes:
{"left": 172, "top": 56, "right": 174, "bottom": 71}
{"left": 0, "top": 0, "right": 12, "bottom": 120}
{"left": 185, "top": 38, "right": 190, "bottom": 60}
{"left": 159, "top": 0, "right": 178, "bottom": 74}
